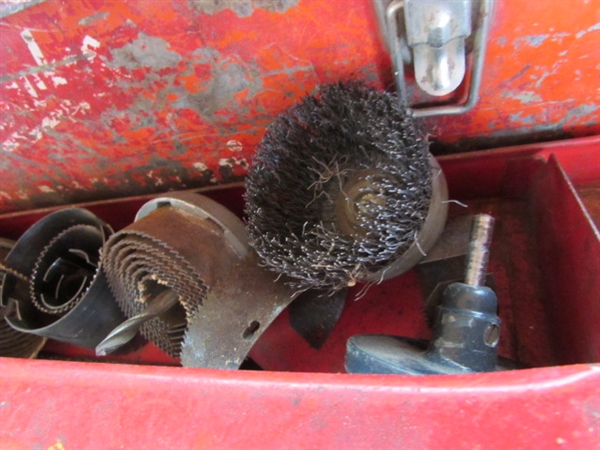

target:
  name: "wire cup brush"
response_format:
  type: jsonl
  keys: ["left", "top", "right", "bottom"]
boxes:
{"left": 245, "top": 81, "right": 448, "bottom": 293}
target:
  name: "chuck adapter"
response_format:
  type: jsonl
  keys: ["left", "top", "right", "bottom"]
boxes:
{"left": 345, "top": 214, "right": 512, "bottom": 375}
{"left": 245, "top": 81, "right": 448, "bottom": 293}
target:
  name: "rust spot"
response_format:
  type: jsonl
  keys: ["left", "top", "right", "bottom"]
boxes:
{"left": 78, "top": 12, "right": 109, "bottom": 26}
{"left": 107, "top": 33, "right": 182, "bottom": 71}
{"left": 187, "top": 0, "right": 299, "bottom": 18}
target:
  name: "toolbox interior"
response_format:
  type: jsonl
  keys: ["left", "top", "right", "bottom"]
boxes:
{"left": 1, "top": 136, "right": 598, "bottom": 373}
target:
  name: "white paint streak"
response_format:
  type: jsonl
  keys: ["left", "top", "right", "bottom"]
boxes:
{"left": 576, "top": 22, "right": 600, "bottom": 39}
{"left": 19, "top": 28, "right": 67, "bottom": 88}
{"left": 41, "top": 115, "right": 61, "bottom": 130}
{"left": 81, "top": 35, "right": 100, "bottom": 60}
{"left": 22, "top": 77, "right": 38, "bottom": 97}
{"left": 1, "top": 100, "right": 92, "bottom": 152}
{"left": 193, "top": 162, "right": 208, "bottom": 171}
{"left": 33, "top": 74, "right": 47, "bottom": 90}
{"left": 52, "top": 76, "right": 68, "bottom": 86}
{"left": 13, "top": 32, "right": 101, "bottom": 97}
{"left": 39, "top": 186, "right": 55, "bottom": 193}
{"left": 20, "top": 29, "right": 47, "bottom": 65}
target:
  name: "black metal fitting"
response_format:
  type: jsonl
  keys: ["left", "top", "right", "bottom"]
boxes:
{"left": 345, "top": 214, "right": 513, "bottom": 375}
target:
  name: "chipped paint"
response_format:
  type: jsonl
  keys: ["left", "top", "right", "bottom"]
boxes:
{"left": 174, "top": 48, "right": 255, "bottom": 116}
{"left": 0, "top": 53, "right": 95, "bottom": 83}
{"left": 81, "top": 35, "right": 100, "bottom": 60}
{"left": 218, "top": 157, "right": 240, "bottom": 167}
{"left": 521, "top": 34, "right": 550, "bottom": 48}
{"left": 0, "top": 0, "right": 598, "bottom": 213}
{"left": 22, "top": 76, "right": 38, "bottom": 97}
{"left": 576, "top": 23, "right": 600, "bottom": 39}
{"left": 226, "top": 140, "right": 243, "bottom": 152}
{"left": 52, "top": 76, "right": 68, "bottom": 86}
{"left": 0, "top": 0, "right": 46, "bottom": 18}
{"left": 78, "top": 11, "right": 109, "bottom": 26}
{"left": 560, "top": 104, "right": 600, "bottom": 124}
{"left": 21, "top": 29, "right": 47, "bottom": 65}
{"left": 509, "top": 112, "right": 537, "bottom": 125}
{"left": 1, "top": 101, "right": 91, "bottom": 152}
{"left": 107, "top": 33, "right": 182, "bottom": 71}
{"left": 188, "top": 0, "right": 299, "bottom": 17}
{"left": 512, "top": 32, "right": 575, "bottom": 50}
{"left": 501, "top": 90, "right": 543, "bottom": 105}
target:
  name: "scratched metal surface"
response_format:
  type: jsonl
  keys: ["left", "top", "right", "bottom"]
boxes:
{"left": 0, "top": 0, "right": 599, "bottom": 213}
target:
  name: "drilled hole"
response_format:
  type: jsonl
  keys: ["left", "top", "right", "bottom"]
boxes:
{"left": 243, "top": 320, "right": 260, "bottom": 340}
{"left": 484, "top": 324, "right": 500, "bottom": 347}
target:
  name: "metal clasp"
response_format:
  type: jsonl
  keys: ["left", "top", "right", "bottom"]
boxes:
{"left": 374, "top": 0, "right": 494, "bottom": 117}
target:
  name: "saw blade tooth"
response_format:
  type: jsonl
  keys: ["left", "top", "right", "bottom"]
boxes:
{"left": 103, "top": 229, "right": 208, "bottom": 358}
{"left": 29, "top": 224, "right": 106, "bottom": 316}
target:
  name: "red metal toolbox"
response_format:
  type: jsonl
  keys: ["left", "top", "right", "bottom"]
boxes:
{"left": 1, "top": 0, "right": 599, "bottom": 448}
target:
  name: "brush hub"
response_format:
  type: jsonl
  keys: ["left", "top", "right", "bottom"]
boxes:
{"left": 336, "top": 170, "right": 387, "bottom": 236}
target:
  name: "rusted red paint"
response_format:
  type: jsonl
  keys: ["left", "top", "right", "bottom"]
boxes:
{"left": 0, "top": 0, "right": 599, "bottom": 213}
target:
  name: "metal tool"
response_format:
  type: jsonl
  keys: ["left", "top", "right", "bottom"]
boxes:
{"left": 0, "top": 239, "right": 46, "bottom": 358}
{"left": 415, "top": 214, "right": 497, "bottom": 325}
{"left": 374, "top": 0, "right": 494, "bottom": 116}
{"left": 96, "top": 289, "right": 179, "bottom": 356}
{"left": 245, "top": 82, "right": 448, "bottom": 294}
{"left": 100, "top": 192, "right": 318, "bottom": 369}
{"left": 345, "top": 214, "right": 513, "bottom": 375}
{"left": 1, "top": 208, "right": 125, "bottom": 349}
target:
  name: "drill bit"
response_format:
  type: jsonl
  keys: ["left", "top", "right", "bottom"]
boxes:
{"left": 465, "top": 214, "right": 495, "bottom": 286}
{"left": 96, "top": 289, "right": 179, "bottom": 356}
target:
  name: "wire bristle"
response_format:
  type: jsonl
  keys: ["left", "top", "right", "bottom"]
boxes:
{"left": 245, "top": 81, "right": 432, "bottom": 293}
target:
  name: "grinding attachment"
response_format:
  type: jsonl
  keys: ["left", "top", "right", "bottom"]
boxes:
{"left": 1, "top": 208, "right": 125, "bottom": 349}
{"left": 0, "top": 239, "right": 46, "bottom": 358}
{"left": 100, "top": 192, "right": 299, "bottom": 369}
{"left": 245, "top": 81, "right": 448, "bottom": 293}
